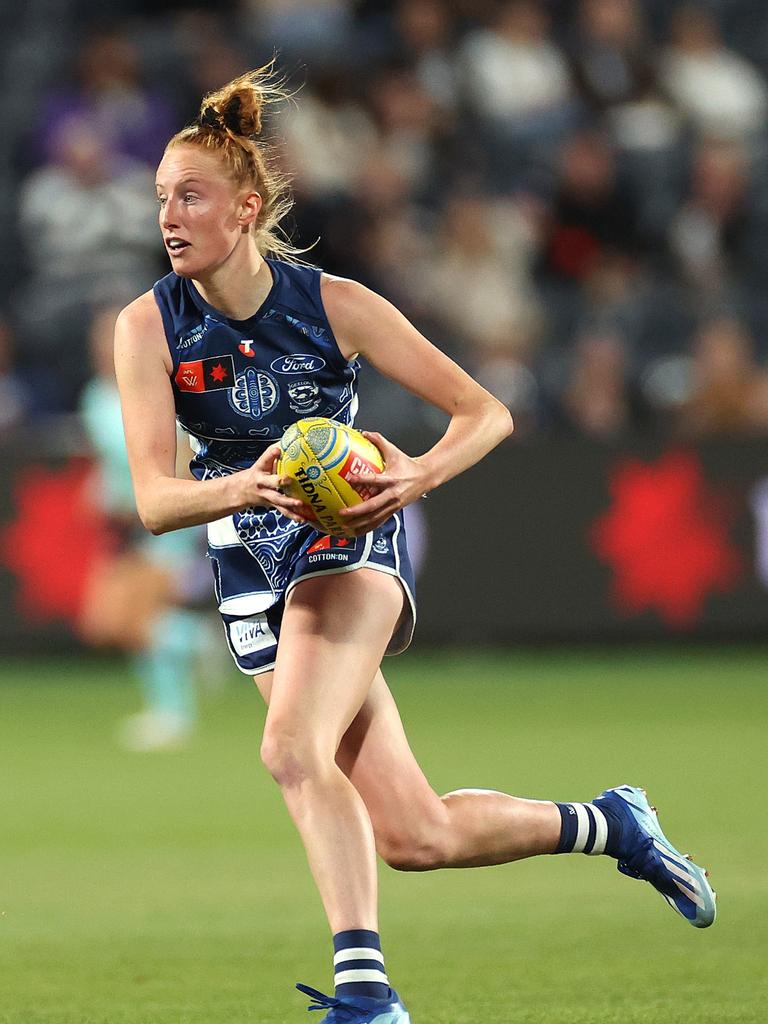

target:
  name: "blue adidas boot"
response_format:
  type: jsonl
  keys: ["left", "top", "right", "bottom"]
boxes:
{"left": 296, "top": 983, "right": 411, "bottom": 1023}
{"left": 594, "top": 785, "right": 716, "bottom": 928}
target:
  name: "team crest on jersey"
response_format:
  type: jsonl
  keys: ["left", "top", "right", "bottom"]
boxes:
{"left": 228, "top": 366, "right": 279, "bottom": 420}
{"left": 239, "top": 340, "right": 255, "bottom": 358}
{"left": 287, "top": 378, "right": 321, "bottom": 414}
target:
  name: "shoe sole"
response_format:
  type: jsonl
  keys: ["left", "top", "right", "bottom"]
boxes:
{"left": 605, "top": 785, "right": 717, "bottom": 928}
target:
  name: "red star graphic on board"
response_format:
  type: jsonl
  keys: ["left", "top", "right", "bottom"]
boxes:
{"left": 209, "top": 363, "right": 228, "bottom": 382}
{"left": 590, "top": 450, "right": 741, "bottom": 628}
{"left": 0, "top": 460, "right": 115, "bottom": 624}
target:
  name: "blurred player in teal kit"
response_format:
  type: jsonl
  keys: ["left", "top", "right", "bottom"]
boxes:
{"left": 115, "top": 67, "right": 715, "bottom": 1023}
{"left": 79, "top": 304, "right": 211, "bottom": 751}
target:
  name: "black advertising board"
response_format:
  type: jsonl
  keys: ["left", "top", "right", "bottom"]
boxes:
{"left": 2, "top": 435, "right": 768, "bottom": 653}
{"left": 412, "top": 435, "right": 768, "bottom": 644}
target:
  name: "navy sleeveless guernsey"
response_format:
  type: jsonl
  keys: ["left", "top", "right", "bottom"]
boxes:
{"left": 153, "top": 258, "right": 415, "bottom": 674}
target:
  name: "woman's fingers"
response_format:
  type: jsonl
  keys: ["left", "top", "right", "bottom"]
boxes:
{"left": 339, "top": 489, "right": 393, "bottom": 519}
{"left": 362, "top": 430, "right": 394, "bottom": 459}
{"left": 254, "top": 443, "right": 283, "bottom": 472}
{"left": 259, "top": 471, "right": 293, "bottom": 493}
{"left": 259, "top": 487, "right": 306, "bottom": 512}
{"left": 339, "top": 496, "right": 398, "bottom": 537}
{"left": 344, "top": 471, "right": 389, "bottom": 493}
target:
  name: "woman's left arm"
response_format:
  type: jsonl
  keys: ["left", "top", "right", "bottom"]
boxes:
{"left": 321, "top": 276, "right": 514, "bottom": 535}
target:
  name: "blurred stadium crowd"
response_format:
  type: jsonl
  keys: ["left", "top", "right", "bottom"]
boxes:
{"left": 3, "top": 0, "right": 768, "bottom": 440}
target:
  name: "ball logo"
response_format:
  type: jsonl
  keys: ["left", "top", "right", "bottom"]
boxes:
{"left": 294, "top": 467, "right": 342, "bottom": 534}
{"left": 228, "top": 367, "right": 279, "bottom": 420}
{"left": 339, "top": 452, "right": 380, "bottom": 501}
{"left": 271, "top": 354, "right": 326, "bottom": 374}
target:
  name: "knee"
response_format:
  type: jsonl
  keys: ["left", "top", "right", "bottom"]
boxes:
{"left": 375, "top": 818, "right": 449, "bottom": 872}
{"left": 260, "top": 725, "right": 329, "bottom": 789}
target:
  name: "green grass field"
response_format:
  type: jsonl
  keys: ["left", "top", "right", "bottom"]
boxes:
{"left": 2, "top": 647, "right": 766, "bottom": 1024}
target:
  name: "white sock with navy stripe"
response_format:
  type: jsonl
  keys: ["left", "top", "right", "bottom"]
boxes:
{"left": 333, "top": 929, "right": 390, "bottom": 1001}
{"left": 554, "top": 801, "right": 618, "bottom": 856}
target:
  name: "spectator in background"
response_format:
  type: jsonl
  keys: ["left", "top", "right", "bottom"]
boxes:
{"left": 16, "top": 115, "right": 160, "bottom": 409}
{"left": 366, "top": 65, "right": 444, "bottom": 201}
{"left": 0, "top": 317, "right": 29, "bottom": 435}
{"left": 668, "top": 138, "right": 749, "bottom": 294}
{"left": 555, "top": 328, "right": 647, "bottom": 438}
{"left": 353, "top": 198, "right": 434, "bottom": 319}
{"left": 391, "top": 0, "right": 461, "bottom": 115}
{"left": 677, "top": 316, "right": 768, "bottom": 437}
{"left": 578, "top": 250, "right": 650, "bottom": 344}
{"left": 427, "top": 192, "right": 541, "bottom": 351}
{"left": 282, "top": 68, "right": 377, "bottom": 205}
{"left": 569, "top": 0, "right": 682, "bottom": 171}
{"left": 35, "top": 27, "right": 177, "bottom": 168}
{"left": 426, "top": 193, "right": 543, "bottom": 430}
{"left": 660, "top": 4, "right": 768, "bottom": 141}
{"left": 539, "top": 131, "right": 640, "bottom": 286}
{"left": 241, "top": 0, "right": 354, "bottom": 64}
{"left": 310, "top": 147, "right": 416, "bottom": 287}
{"left": 459, "top": 0, "right": 574, "bottom": 187}
{"left": 460, "top": 0, "right": 571, "bottom": 126}
{"left": 570, "top": 0, "right": 657, "bottom": 115}
{"left": 284, "top": 65, "right": 443, "bottom": 286}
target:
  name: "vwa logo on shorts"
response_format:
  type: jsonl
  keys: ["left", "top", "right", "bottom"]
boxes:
{"left": 229, "top": 613, "right": 277, "bottom": 656}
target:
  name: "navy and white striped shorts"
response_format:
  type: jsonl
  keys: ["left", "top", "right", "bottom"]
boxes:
{"left": 207, "top": 509, "right": 416, "bottom": 675}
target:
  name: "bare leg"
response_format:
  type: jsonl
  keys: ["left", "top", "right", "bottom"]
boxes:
{"left": 337, "top": 671, "right": 560, "bottom": 870}
{"left": 257, "top": 661, "right": 560, "bottom": 875}
{"left": 258, "top": 569, "right": 403, "bottom": 932}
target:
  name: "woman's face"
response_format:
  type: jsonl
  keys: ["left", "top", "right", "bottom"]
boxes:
{"left": 155, "top": 144, "right": 258, "bottom": 278}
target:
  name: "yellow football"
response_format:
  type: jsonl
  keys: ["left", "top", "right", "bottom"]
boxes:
{"left": 276, "top": 417, "right": 385, "bottom": 537}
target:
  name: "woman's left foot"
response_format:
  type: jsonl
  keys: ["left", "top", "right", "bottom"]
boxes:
{"left": 296, "top": 983, "right": 411, "bottom": 1023}
{"left": 593, "top": 785, "right": 717, "bottom": 928}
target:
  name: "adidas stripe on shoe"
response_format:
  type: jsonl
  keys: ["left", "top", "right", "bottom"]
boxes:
{"left": 594, "top": 785, "right": 716, "bottom": 928}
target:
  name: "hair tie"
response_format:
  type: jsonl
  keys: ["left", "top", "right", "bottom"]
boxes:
{"left": 223, "top": 95, "right": 243, "bottom": 134}
{"left": 200, "top": 105, "right": 222, "bottom": 130}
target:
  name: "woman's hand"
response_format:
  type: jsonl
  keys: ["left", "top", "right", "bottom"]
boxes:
{"left": 339, "top": 431, "right": 429, "bottom": 536}
{"left": 237, "top": 444, "right": 311, "bottom": 524}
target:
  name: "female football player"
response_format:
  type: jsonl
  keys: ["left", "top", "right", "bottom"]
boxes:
{"left": 115, "top": 67, "right": 715, "bottom": 1024}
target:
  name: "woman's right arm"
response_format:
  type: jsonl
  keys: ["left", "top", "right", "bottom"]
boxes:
{"left": 114, "top": 293, "right": 305, "bottom": 534}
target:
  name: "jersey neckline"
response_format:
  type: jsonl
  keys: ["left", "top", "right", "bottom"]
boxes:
{"left": 185, "top": 258, "right": 279, "bottom": 329}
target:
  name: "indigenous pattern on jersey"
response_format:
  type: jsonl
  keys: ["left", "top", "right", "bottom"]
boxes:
{"left": 153, "top": 259, "right": 415, "bottom": 673}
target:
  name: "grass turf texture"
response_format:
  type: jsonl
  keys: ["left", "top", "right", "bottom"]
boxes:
{"left": 1, "top": 648, "right": 766, "bottom": 1024}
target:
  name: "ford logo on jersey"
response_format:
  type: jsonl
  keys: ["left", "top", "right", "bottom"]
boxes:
{"left": 270, "top": 354, "right": 326, "bottom": 374}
